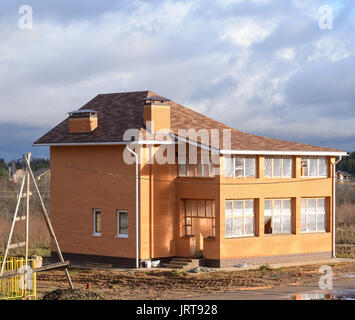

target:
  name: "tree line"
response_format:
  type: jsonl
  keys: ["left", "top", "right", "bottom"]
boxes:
{"left": 0, "top": 157, "right": 50, "bottom": 178}
{"left": 337, "top": 151, "right": 355, "bottom": 175}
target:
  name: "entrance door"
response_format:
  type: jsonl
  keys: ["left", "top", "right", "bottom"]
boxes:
{"left": 183, "top": 199, "right": 216, "bottom": 258}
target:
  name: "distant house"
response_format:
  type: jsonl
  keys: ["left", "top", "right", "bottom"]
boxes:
{"left": 11, "top": 169, "right": 25, "bottom": 184}
{"left": 337, "top": 170, "right": 352, "bottom": 182}
{"left": 34, "top": 91, "right": 348, "bottom": 268}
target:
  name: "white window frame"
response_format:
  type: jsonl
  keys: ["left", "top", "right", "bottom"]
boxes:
{"left": 301, "top": 157, "right": 328, "bottom": 178}
{"left": 301, "top": 198, "right": 326, "bottom": 233}
{"left": 225, "top": 199, "right": 255, "bottom": 238}
{"left": 225, "top": 156, "right": 256, "bottom": 179}
{"left": 178, "top": 163, "right": 212, "bottom": 177}
{"left": 117, "top": 210, "right": 128, "bottom": 238}
{"left": 264, "top": 199, "right": 292, "bottom": 235}
{"left": 264, "top": 156, "right": 293, "bottom": 178}
{"left": 93, "top": 209, "right": 101, "bottom": 237}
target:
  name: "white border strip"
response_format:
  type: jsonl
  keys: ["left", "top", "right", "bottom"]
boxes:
{"left": 33, "top": 142, "right": 348, "bottom": 157}
{"left": 33, "top": 140, "right": 174, "bottom": 146}
{"left": 220, "top": 150, "right": 348, "bottom": 156}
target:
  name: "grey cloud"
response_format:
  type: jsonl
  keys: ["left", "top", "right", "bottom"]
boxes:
{"left": 0, "top": 123, "right": 49, "bottom": 161}
{"left": 0, "top": 0, "right": 354, "bottom": 160}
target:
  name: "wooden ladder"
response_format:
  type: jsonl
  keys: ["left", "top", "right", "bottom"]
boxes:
{"left": 0, "top": 153, "right": 74, "bottom": 290}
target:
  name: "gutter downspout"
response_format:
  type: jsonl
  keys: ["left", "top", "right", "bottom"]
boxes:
{"left": 127, "top": 145, "right": 139, "bottom": 268}
{"left": 332, "top": 156, "right": 342, "bottom": 258}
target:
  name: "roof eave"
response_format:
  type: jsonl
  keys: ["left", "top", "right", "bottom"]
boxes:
{"left": 220, "top": 150, "right": 349, "bottom": 157}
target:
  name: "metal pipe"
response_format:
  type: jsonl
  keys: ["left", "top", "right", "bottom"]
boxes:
{"left": 127, "top": 145, "right": 139, "bottom": 268}
{"left": 332, "top": 156, "right": 342, "bottom": 258}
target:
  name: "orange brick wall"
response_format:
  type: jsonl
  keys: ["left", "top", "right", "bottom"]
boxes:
{"left": 50, "top": 143, "right": 336, "bottom": 264}
{"left": 139, "top": 145, "right": 176, "bottom": 259}
{"left": 217, "top": 155, "right": 335, "bottom": 261}
{"left": 50, "top": 145, "right": 137, "bottom": 258}
{"left": 143, "top": 104, "right": 171, "bottom": 132}
{"left": 68, "top": 116, "right": 98, "bottom": 133}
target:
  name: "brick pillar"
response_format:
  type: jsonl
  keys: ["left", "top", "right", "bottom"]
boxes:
{"left": 258, "top": 156, "right": 264, "bottom": 179}
{"left": 257, "top": 197, "right": 264, "bottom": 237}
{"left": 295, "top": 156, "right": 301, "bottom": 178}
{"left": 293, "top": 197, "right": 301, "bottom": 235}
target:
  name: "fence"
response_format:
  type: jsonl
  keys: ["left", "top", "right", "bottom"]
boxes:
{"left": 0, "top": 256, "right": 36, "bottom": 300}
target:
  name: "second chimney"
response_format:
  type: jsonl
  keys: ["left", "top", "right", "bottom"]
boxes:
{"left": 143, "top": 96, "right": 171, "bottom": 133}
{"left": 68, "top": 109, "right": 98, "bottom": 133}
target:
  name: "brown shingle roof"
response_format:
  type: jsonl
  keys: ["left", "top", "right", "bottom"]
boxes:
{"left": 34, "top": 90, "right": 343, "bottom": 153}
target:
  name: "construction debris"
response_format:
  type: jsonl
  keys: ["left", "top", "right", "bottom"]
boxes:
{"left": 43, "top": 289, "right": 103, "bottom": 300}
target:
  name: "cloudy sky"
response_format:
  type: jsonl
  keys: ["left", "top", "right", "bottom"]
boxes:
{"left": 0, "top": 0, "right": 354, "bottom": 161}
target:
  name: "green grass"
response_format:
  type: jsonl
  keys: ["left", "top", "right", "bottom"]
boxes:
{"left": 259, "top": 264, "right": 272, "bottom": 271}
{"left": 336, "top": 253, "right": 355, "bottom": 259}
{"left": 171, "top": 269, "right": 186, "bottom": 277}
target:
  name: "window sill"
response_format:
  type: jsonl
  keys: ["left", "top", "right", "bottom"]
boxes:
{"left": 301, "top": 176, "right": 328, "bottom": 179}
{"left": 92, "top": 233, "right": 101, "bottom": 237}
{"left": 225, "top": 235, "right": 255, "bottom": 239}
{"left": 177, "top": 176, "right": 215, "bottom": 179}
{"left": 264, "top": 177, "right": 293, "bottom": 179}
{"left": 225, "top": 177, "right": 257, "bottom": 179}
{"left": 301, "top": 231, "right": 328, "bottom": 234}
{"left": 264, "top": 233, "right": 295, "bottom": 237}
{"left": 116, "top": 235, "right": 128, "bottom": 239}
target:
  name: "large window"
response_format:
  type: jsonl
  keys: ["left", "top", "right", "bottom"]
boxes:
{"left": 264, "top": 199, "right": 291, "bottom": 234}
{"left": 93, "top": 209, "right": 101, "bottom": 236}
{"left": 179, "top": 163, "right": 213, "bottom": 177}
{"left": 301, "top": 157, "right": 327, "bottom": 177}
{"left": 301, "top": 198, "right": 326, "bottom": 232}
{"left": 117, "top": 210, "right": 128, "bottom": 238}
{"left": 225, "top": 200, "right": 255, "bottom": 237}
{"left": 184, "top": 200, "right": 215, "bottom": 237}
{"left": 264, "top": 157, "right": 293, "bottom": 178}
{"left": 225, "top": 157, "right": 256, "bottom": 178}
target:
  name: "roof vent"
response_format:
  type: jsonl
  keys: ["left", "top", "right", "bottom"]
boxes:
{"left": 68, "top": 109, "right": 98, "bottom": 133}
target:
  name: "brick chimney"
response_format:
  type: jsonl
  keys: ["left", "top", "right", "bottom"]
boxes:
{"left": 143, "top": 96, "right": 171, "bottom": 133}
{"left": 68, "top": 110, "right": 98, "bottom": 133}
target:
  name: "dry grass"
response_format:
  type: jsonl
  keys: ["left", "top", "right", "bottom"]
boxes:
{"left": 0, "top": 213, "right": 50, "bottom": 256}
{"left": 336, "top": 203, "right": 355, "bottom": 244}
{"left": 0, "top": 176, "right": 51, "bottom": 257}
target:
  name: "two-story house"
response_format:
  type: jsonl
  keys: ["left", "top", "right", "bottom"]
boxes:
{"left": 34, "top": 91, "right": 347, "bottom": 268}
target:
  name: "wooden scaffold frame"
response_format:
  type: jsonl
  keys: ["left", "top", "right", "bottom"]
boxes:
{"left": 0, "top": 152, "right": 74, "bottom": 293}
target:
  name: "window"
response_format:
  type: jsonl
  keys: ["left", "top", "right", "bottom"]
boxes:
{"left": 225, "top": 200, "right": 254, "bottom": 237}
{"left": 264, "top": 157, "right": 292, "bottom": 178}
{"left": 301, "top": 157, "right": 327, "bottom": 177}
{"left": 225, "top": 157, "right": 256, "bottom": 178}
{"left": 93, "top": 209, "right": 101, "bottom": 236}
{"left": 179, "top": 163, "right": 213, "bottom": 177}
{"left": 117, "top": 210, "right": 128, "bottom": 238}
{"left": 264, "top": 199, "right": 291, "bottom": 234}
{"left": 184, "top": 200, "right": 215, "bottom": 237}
{"left": 301, "top": 198, "right": 326, "bottom": 232}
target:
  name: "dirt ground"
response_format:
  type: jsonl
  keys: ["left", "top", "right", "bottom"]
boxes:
{"left": 35, "top": 261, "right": 355, "bottom": 300}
